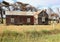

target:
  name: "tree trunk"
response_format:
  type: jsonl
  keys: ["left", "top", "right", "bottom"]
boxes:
{"left": 0, "top": 7, "right": 3, "bottom": 24}
{"left": 1, "top": 10, "right": 3, "bottom": 23}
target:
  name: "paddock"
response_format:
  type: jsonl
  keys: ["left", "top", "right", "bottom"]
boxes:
{"left": 0, "top": 19, "right": 60, "bottom": 33}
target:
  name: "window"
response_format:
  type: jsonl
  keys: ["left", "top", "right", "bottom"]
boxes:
{"left": 27, "top": 18, "right": 30, "bottom": 23}
{"left": 11, "top": 18, "right": 14, "bottom": 23}
{"left": 42, "top": 17, "right": 45, "bottom": 22}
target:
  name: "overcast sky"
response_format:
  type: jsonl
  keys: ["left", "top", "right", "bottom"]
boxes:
{"left": 0, "top": 0, "right": 60, "bottom": 9}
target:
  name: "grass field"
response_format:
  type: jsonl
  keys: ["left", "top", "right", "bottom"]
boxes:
{"left": 0, "top": 30, "right": 60, "bottom": 42}
{"left": 0, "top": 20, "right": 60, "bottom": 32}
{"left": 0, "top": 20, "right": 60, "bottom": 42}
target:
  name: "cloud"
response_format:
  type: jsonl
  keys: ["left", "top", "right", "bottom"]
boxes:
{"left": 17, "top": 0, "right": 60, "bottom": 7}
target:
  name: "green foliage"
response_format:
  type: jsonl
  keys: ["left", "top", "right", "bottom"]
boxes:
{"left": 0, "top": 29, "right": 60, "bottom": 42}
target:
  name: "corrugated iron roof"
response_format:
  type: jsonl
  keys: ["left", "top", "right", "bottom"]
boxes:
{"left": 5, "top": 10, "right": 41, "bottom": 15}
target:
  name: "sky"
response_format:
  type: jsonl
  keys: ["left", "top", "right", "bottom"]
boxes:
{"left": 0, "top": 0, "right": 60, "bottom": 9}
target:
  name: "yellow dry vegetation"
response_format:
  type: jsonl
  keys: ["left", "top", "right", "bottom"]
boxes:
{"left": 0, "top": 20, "right": 60, "bottom": 32}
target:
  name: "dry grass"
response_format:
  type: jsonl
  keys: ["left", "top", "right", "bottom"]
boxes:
{"left": 0, "top": 19, "right": 60, "bottom": 32}
{"left": 0, "top": 19, "right": 60, "bottom": 42}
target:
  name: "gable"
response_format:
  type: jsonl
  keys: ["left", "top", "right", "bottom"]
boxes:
{"left": 38, "top": 10, "right": 48, "bottom": 17}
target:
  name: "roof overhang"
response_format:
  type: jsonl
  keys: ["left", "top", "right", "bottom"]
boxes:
{"left": 5, "top": 11, "right": 36, "bottom": 16}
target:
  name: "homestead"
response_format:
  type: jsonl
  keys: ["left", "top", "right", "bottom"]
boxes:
{"left": 6, "top": 11, "right": 35, "bottom": 25}
{"left": 5, "top": 10, "right": 49, "bottom": 25}
{"left": 0, "top": 1, "right": 60, "bottom": 25}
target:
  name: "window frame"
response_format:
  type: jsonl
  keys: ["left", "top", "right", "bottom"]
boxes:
{"left": 10, "top": 17, "right": 14, "bottom": 23}
{"left": 27, "top": 18, "right": 31, "bottom": 23}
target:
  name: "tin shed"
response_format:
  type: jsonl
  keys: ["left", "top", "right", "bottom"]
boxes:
{"left": 38, "top": 10, "right": 49, "bottom": 25}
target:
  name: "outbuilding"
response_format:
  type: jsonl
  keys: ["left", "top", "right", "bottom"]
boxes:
{"left": 6, "top": 11, "right": 34, "bottom": 25}
{"left": 38, "top": 10, "right": 49, "bottom": 25}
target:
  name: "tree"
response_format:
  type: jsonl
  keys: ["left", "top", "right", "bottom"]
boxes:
{"left": 0, "top": 6, "right": 3, "bottom": 23}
